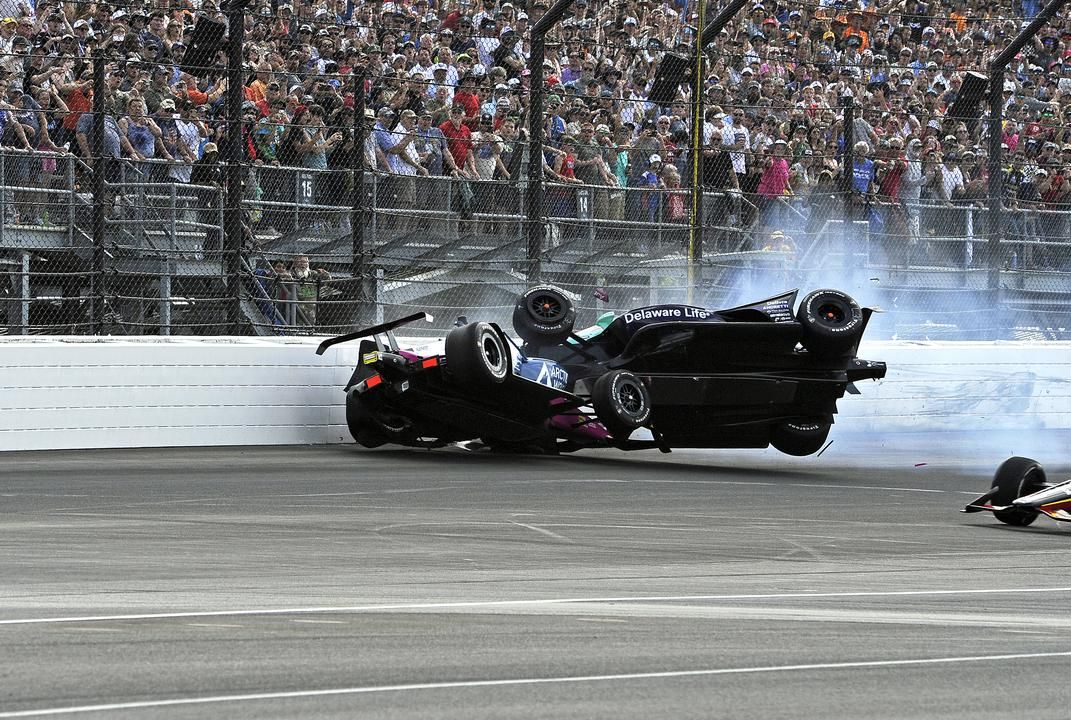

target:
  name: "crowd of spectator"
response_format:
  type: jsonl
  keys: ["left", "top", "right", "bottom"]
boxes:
{"left": 0, "top": 0, "right": 1070, "bottom": 269}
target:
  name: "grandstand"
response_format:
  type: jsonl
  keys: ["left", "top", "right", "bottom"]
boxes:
{"left": 1, "top": 0, "right": 1070, "bottom": 338}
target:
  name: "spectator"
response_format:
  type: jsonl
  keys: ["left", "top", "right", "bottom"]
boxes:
{"left": 290, "top": 253, "right": 331, "bottom": 326}
{"left": 757, "top": 140, "right": 792, "bottom": 231}
{"left": 191, "top": 143, "right": 222, "bottom": 255}
{"left": 2, "top": 0, "right": 1071, "bottom": 278}
{"left": 118, "top": 96, "right": 172, "bottom": 179}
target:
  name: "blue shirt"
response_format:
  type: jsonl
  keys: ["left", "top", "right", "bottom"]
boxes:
{"left": 852, "top": 158, "right": 875, "bottom": 194}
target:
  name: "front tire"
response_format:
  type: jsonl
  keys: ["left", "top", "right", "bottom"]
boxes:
{"left": 796, "top": 289, "right": 864, "bottom": 358}
{"left": 445, "top": 321, "right": 510, "bottom": 388}
{"left": 769, "top": 417, "right": 832, "bottom": 456}
{"left": 991, "top": 456, "right": 1045, "bottom": 527}
{"left": 513, "top": 285, "right": 576, "bottom": 346}
{"left": 591, "top": 370, "right": 652, "bottom": 441}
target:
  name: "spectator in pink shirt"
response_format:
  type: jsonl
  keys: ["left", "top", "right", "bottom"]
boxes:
{"left": 757, "top": 139, "right": 791, "bottom": 232}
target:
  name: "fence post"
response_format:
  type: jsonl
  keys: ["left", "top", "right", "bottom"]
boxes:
{"left": 526, "top": 0, "right": 574, "bottom": 284}
{"left": 690, "top": 0, "right": 750, "bottom": 302}
{"left": 224, "top": 0, "right": 249, "bottom": 334}
{"left": 988, "top": 70, "right": 1003, "bottom": 289}
{"left": 92, "top": 49, "right": 106, "bottom": 334}
{"left": 840, "top": 95, "right": 855, "bottom": 278}
{"left": 351, "top": 65, "right": 370, "bottom": 323}
{"left": 20, "top": 251, "right": 30, "bottom": 334}
{"left": 687, "top": 0, "right": 707, "bottom": 304}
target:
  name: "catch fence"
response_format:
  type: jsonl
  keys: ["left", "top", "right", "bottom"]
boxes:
{"left": 3, "top": 149, "right": 1071, "bottom": 340}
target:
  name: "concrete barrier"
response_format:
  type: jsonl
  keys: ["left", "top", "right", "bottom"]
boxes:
{"left": 1, "top": 337, "right": 1069, "bottom": 452}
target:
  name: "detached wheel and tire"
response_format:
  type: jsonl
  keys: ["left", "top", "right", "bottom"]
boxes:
{"left": 592, "top": 370, "right": 651, "bottom": 441}
{"left": 512, "top": 285, "right": 576, "bottom": 346}
{"left": 990, "top": 456, "right": 1046, "bottom": 527}
{"left": 796, "top": 289, "right": 864, "bottom": 358}
{"left": 445, "top": 321, "right": 510, "bottom": 388}
{"left": 770, "top": 417, "right": 832, "bottom": 456}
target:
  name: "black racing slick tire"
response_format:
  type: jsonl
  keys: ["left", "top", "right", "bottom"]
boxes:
{"left": 991, "top": 456, "right": 1046, "bottom": 527}
{"left": 445, "top": 321, "right": 510, "bottom": 388}
{"left": 591, "top": 370, "right": 652, "bottom": 441}
{"left": 769, "top": 417, "right": 832, "bottom": 456}
{"left": 346, "top": 393, "right": 390, "bottom": 448}
{"left": 512, "top": 285, "right": 576, "bottom": 346}
{"left": 796, "top": 289, "right": 864, "bottom": 358}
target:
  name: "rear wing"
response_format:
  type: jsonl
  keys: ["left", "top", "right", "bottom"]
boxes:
{"left": 315, "top": 312, "right": 433, "bottom": 356}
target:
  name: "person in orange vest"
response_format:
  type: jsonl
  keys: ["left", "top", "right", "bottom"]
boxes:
{"left": 841, "top": 9, "right": 869, "bottom": 52}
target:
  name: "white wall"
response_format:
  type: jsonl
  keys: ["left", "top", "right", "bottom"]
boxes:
{"left": 2, "top": 337, "right": 1069, "bottom": 452}
{"left": 0, "top": 337, "right": 364, "bottom": 452}
{"left": 842, "top": 341, "right": 1071, "bottom": 433}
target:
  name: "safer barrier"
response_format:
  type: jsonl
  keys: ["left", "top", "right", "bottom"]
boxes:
{"left": 1, "top": 338, "right": 1069, "bottom": 452}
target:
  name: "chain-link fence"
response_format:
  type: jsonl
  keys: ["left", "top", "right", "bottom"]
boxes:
{"left": 3, "top": 1, "right": 1071, "bottom": 340}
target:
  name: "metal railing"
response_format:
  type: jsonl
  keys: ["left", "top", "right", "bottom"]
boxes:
{"left": 4, "top": 152, "right": 1071, "bottom": 338}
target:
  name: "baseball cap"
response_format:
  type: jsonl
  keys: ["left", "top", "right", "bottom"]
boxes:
{"left": 649, "top": 154, "right": 662, "bottom": 164}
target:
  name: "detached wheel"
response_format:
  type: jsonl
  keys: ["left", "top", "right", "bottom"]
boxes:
{"left": 445, "top": 321, "right": 510, "bottom": 388}
{"left": 591, "top": 370, "right": 651, "bottom": 441}
{"left": 513, "top": 285, "right": 576, "bottom": 346}
{"left": 991, "top": 456, "right": 1045, "bottom": 527}
{"left": 796, "top": 289, "right": 864, "bottom": 358}
{"left": 770, "top": 417, "right": 831, "bottom": 456}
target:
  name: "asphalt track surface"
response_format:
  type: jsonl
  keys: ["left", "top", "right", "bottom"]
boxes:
{"left": 3, "top": 437, "right": 1071, "bottom": 719}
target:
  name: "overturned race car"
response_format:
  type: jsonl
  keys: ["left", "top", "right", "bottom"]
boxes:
{"left": 316, "top": 287, "right": 887, "bottom": 456}
{"left": 963, "top": 456, "right": 1071, "bottom": 527}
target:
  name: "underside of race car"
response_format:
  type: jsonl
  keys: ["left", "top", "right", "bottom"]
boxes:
{"left": 316, "top": 286, "right": 887, "bottom": 456}
{"left": 963, "top": 457, "right": 1071, "bottom": 526}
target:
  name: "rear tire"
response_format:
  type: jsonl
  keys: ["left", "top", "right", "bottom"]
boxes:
{"left": 445, "top": 321, "right": 510, "bottom": 388}
{"left": 591, "top": 370, "right": 651, "bottom": 441}
{"left": 346, "top": 393, "right": 389, "bottom": 448}
{"left": 991, "top": 456, "right": 1045, "bottom": 527}
{"left": 796, "top": 289, "right": 864, "bottom": 358}
{"left": 513, "top": 285, "right": 576, "bottom": 346}
{"left": 769, "top": 417, "right": 832, "bottom": 456}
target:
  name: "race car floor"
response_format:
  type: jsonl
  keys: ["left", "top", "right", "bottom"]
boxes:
{"left": 2, "top": 435, "right": 1071, "bottom": 719}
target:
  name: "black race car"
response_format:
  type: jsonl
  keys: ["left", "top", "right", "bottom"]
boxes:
{"left": 963, "top": 457, "right": 1071, "bottom": 526}
{"left": 317, "top": 287, "right": 887, "bottom": 455}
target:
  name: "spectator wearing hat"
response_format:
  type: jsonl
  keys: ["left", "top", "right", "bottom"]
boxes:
{"left": 471, "top": 111, "right": 503, "bottom": 181}
{"left": 545, "top": 134, "right": 582, "bottom": 221}
{"left": 414, "top": 109, "right": 448, "bottom": 181}
{"left": 189, "top": 142, "right": 222, "bottom": 254}
{"left": 154, "top": 99, "right": 192, "bottom": 185}
{"left": 141, "top": 65, "right": 175, "bottom": 116}
{"left": 574, "top": 119, "right": 617, "bottom": 219}
{"left": 491, "top": 26, "right": 524, "bottom": 78}
{"left": 438, "top": 103, "right": 475, "bottom": 177}
{"left": 390, "top": 107, "right": 427, "bottom": 173}
{"left": 637, "top": 153, "right": 664, "bottom": 224}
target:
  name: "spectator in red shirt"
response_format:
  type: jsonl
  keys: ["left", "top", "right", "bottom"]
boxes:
{"left": 452, "top": 73, "right": 481, "bottom": 128}
{"left": 439, "top": 104, "right": 476, "bottom": 177}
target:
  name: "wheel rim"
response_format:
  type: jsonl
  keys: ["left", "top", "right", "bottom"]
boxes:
{"left": 528, "top": 293, "right": 565, "bottom": 323}
{"left": 617, "top": 380, "right": 645, "bottom": 418}
{"left": 815, "top": 302, "right": 847, "bottom": 326}
{"left": 480, "top": 331, "right": 507, "bottom": 377}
